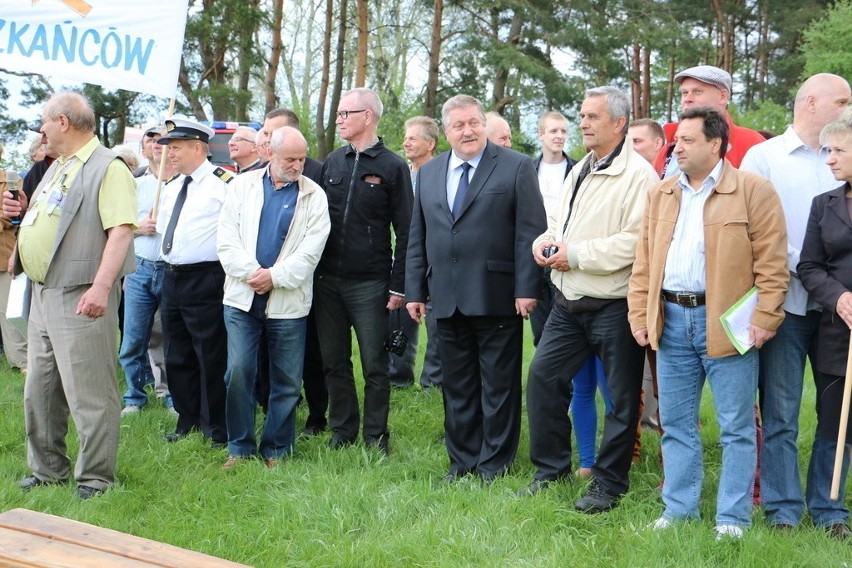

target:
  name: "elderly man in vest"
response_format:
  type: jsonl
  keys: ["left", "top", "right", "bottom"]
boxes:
{"left": 2, "top": 91, "right": 137, "bottom": 500}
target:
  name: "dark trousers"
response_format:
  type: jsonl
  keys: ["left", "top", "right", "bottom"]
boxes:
{"left": 314, "top": 274, "right": 390, "bottom": 443}
{"left": 529, "top": 268, "right": 554, "bottom": 347}
{"left": 419, "top": 302, "right": 443, "bottom": 388}
{"left": 436, "top": 311, "right": 523, "bottom": 477}
{"left": 161, "top": 265, "right": 228, "bottom": 443}
{"left": 388, "top": 307, "right": 420, "bottom": 387}
{"left": 527, "top": 298, "right": 644, "bottom": 495}
{"left": 257, "top": 307, "right": 327, "bottom": 430}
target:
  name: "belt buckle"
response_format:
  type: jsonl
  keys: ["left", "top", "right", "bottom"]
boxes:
{"left": 681, "top": 293, "right": 698, "bottom": 307}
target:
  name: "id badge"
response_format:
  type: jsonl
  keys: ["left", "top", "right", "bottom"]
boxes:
{"left": 21, "top": 209, "right": 38, "bottom": 227}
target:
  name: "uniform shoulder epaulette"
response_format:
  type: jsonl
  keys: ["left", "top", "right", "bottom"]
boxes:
{"left": 213, "top": 167, "right": 235, "bottom": 184}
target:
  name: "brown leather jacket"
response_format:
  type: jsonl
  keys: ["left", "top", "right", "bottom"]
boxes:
{"left": 0, "top": 170, "right": 17, "bottom": 272}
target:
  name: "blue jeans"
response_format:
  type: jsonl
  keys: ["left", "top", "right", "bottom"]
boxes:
{"left": 758, "top": 310, "right": 820, "bottom": 526}
{"left": 571, "top": 355, "right": 612, "bottom": 469}
{"left": 224, "top": 303, "right": 306, "bottom": 459}
{"left": 313, "top": 274, "right": 390, "bottom": 443}
{"left": 657, "top": 302, "right": 758, "bottom": 527}
{"left": 118, "top": 257, "right": 164, "bottom": 407}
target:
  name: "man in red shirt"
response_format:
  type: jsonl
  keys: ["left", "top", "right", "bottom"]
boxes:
{"left": 654, "top": 65, "right": 764, "bottom": 178}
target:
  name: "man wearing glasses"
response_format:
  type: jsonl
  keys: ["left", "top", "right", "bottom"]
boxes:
{"left": 315, "top": 88, "right": 413, "bottom": 454}
{"left": 228, "top": 126, "right": 262, "bottom": 173}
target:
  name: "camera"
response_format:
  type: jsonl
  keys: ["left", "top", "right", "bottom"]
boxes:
{"left": 384, "top": 328, "right": 408, "bottom": 356}
{"left": 542, "top": 245, "right": 559, "bottom": 258}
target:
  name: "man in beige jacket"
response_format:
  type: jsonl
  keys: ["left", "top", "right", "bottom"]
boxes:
{"left": 628, "top": 107, "right": 788, "bottom": 539}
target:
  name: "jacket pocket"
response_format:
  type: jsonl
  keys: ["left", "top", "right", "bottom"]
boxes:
{"left": 486, "top": 259, "right": 514, "bottom": 273}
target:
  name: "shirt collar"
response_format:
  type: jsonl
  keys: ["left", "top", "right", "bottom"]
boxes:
{"left": 677, "top": 158, "right": 724, "bottom": 194}
{"left": 449, "top": 148, "right": 485, "bottom": 171}
{"left": 187, "top": 159, "right": 215, "bottom": 181}
{"left": 60, "top": 136, "right": 99, "bottom": 165}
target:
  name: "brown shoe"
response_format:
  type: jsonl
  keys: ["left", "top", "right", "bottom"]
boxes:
{"left": 263, "top": 458, "right": 279, "bottom": 468}
{"left": 222, "top": 456, "right": 242, "bottom": 471}
{"left": 827, "top": 523, "right": 851, "bottom": 540}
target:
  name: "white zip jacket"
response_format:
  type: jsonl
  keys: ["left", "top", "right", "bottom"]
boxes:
{"left": 217, "top": 168, "right": 330, "bottom": 318}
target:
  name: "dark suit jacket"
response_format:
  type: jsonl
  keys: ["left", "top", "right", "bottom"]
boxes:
{"left": 303, "top": 157, "right": 323, "bottom": 186}
{"left": 406, "top": 141, "right": 547, "bottom": 319}
{"left": 798, "top": 182, "right": 852, "bottom": 377}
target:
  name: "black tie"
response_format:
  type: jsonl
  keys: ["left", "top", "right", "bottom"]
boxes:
{"left": 162, "top": 175, "right": 192, "bottom": 254}
{"left": 451, "top": 162, "right": 471, "bottom": 219}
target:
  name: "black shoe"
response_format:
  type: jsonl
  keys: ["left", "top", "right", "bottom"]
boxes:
{"left": 210, "top": 440, "right": 227, "bottom": 449}
{"left": 302, "top": 423, "right": 326, "bottom": 438}
{"left": 18, "top": 475, "right": 66, "bottom": 491}
{"left": 77, "top": 485, "right": 104, "bottom": 500}
{"left": 827, "top": 523, "right": 852, "bottom": 540}
{"left": 165, "top": 430, "right": 191, "bottom": 443}
{"left": 436, "top": 470, "right": 470, "bottom": 486}
{"left": 574, "top": 480, "right": 620, "bottom": 513}
{"left": 390, "top": 379, "right": 414, "bottom": 389}
{"left": 329, "top": 435, "right": 356, "bottom": 449}
{"left": 366, "top": 434, "right": 390, "bottom": 456}
{"left": 517, "top": 479, "right": 551, "bottom": 497}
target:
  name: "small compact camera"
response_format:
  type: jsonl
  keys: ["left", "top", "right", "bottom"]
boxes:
{"left": 542, "top": 245, "right": 559, "bottom": 258}
{"left": 384, "top": 328, "right": 409, "bottom": 356}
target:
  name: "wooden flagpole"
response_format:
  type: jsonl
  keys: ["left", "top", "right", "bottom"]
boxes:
{"left": 150, "top": 97, "right": 176, "bottom": 219}
{"left": 830, "top": 332, "right": 852, "bottom": 500}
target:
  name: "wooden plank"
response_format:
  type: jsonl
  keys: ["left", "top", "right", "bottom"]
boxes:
{"left": 0, "top": 526, "right": 155, "bottom": 567}
{"left": 0, "top": 509, "right": 250, "bottom": 568}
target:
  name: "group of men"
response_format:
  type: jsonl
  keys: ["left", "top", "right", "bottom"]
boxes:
{"left": 3, "top": 64, "right": 850, "bottom": 540}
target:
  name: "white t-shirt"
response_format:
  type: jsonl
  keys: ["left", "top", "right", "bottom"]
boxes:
{"left": 538, "top": 159, "right": 568, "bottom": 218}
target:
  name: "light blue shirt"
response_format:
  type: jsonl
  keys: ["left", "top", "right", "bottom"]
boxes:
{"left": 446, "top": 150, "right": 484, "bottom": 211}
{"left": 663, "top": 159, "right": 724, "bottom": 292}
{"left": 741, "top": 125, "right": 837, "bottom": 315}
{"left": 133, "top": 171, "right": 166, "bottom": 261}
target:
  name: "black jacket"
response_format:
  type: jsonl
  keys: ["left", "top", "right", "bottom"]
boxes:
{"left": 799, "top": 182, "right": 852, "bottom": 376}
{"left": 533, "top": 151, "right": 576, "bottom": 180}
{"left": 319, "top": 139, "right": 412, "bottom": 293}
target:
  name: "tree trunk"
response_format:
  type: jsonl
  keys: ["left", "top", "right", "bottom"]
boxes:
{"left": 264, "top": 0, "right": 285, "bottom": 113}
{"left": 423, "top": 0, "right": 443, "bottom": 118}
{"left": 630, "top": 44, "right": 641, "bottom": 120}
{"left": 492, "top": 9, "right": 522, "bottom": 113}
{"left": 316, "top": 0, "right": 334, "bottom": 158}
{"left": 355, "top": 0, "right": 368, "bottom": 87}
{"left": 642, "top": 47, "right": 651, "bottom": 118}
{"left": 326, "top": 0, "right": 348, "bottom": 153}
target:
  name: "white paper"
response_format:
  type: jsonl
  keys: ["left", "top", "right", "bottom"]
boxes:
{"left": 720, "top": 287, "right": 758, "bottom": 355}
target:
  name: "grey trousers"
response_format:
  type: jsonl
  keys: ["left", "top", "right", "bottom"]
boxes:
{"left": 25, "top": 282, "right": 121, "bottom": 489}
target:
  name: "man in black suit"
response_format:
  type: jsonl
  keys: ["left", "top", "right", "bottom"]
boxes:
{"left": 406, "top": 94, "right": 547, "bottom": 482}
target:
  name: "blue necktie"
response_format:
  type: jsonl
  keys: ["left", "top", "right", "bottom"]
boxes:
{"left": 162, "top": 175, "right": 192, "bottom": 254}
{"left": 451, "top": 162, "right": 471, "bottom": 219}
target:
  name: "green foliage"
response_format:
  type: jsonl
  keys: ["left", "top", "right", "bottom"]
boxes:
{"left": 729, "top": 101, "right": 792, "bottom": 137}
{"left": 801, "top": 0, "right": 852, "bottom": 79}
{"left": 2, "top": 337, "right": 849, "bottom": 567}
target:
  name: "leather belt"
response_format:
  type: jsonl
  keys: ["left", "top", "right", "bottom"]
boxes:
{"left": 164, "top": 261, "right": 221, "bottom": 273}
{"left": 662, "top": 290, "right": 706, "bottom": 307}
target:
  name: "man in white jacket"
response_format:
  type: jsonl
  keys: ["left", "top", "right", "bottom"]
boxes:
{"left": 217, "top": 126, "right": 330, "bottom": 469}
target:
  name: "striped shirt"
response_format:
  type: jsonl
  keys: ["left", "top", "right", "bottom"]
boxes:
{"left": 662, "top": 159, "right": 724, "bottom": 292}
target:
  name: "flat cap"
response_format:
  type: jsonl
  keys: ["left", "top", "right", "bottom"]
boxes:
{"left": 157, "top": 118, "right": 215, "bottom": 144}
{"left": 142, "top": 124, "right": 164, "bottom": 137}
{"left": 674, "top": 65, "right": 732, "bottom": 93}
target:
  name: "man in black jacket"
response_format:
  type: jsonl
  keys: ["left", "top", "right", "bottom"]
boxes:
{"left": 316, "top": 88, "right": 413, "bottom": 454}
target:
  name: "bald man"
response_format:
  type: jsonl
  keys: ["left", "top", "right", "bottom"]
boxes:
{"left": 485, "top": 112, "right": 513, "bottom": 148}
{"left": 740, "top": 73, "right": 851, "bottom": 530}
{"left": 217, "top": 126, "right": 330, "bottom": 468}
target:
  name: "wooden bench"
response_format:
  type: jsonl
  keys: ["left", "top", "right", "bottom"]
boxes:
{"left": 0, "top": 508, "right": 251, "bottom": 567}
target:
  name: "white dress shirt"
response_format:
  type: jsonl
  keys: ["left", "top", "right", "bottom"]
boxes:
{"left": 446, "top": 150, "right": 484, "bottom": 209}
{"left": 156, "top": 160, "right": 227, "bottom": 264}
{"left": 740, "top": 125, "right": 836, "bottom": 315}
{"left": 663, "top": 159, "right": 724, "bottom": 292}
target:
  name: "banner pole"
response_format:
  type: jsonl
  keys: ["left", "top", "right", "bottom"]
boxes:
{"left": 830, "top": 332, "right": 852, "bottom": 501}
{"left": 150, "top": 96, "right": 176, "bottom": 219}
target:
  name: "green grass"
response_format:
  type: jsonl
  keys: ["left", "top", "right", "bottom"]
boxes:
{"left": 0, "top": 330, "right": 850, "bottom": 567}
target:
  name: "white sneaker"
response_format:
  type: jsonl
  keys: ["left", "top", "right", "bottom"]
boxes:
{"left": 120, "top": 405, "right": 142, "bottom": 417}
{"left": 649, "top": 517, "right": 673, "bottom": 531}
{"left": 715, "top": 524, "right": 744, "bottom": 541}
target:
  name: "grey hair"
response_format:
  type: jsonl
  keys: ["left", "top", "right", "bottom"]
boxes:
{"left": 441, "top": 95, "right": 485, "bottom": 128}
{"left": 344, "top": 88, "right": 383, "bottom": 122}
{"left": 112, "top": 144, "right": 140, "bottom": 170}
{"left": 404, "top": 116, "right": 439, "bottom": 146}
{"left": 820, "top": 107, "right": 852, "bottom": 145}
{"left": 43, "top": 91, "right": 96, "bottom": 133}
{"left": 585, "top": 86, "right": 630, "bottom": 134}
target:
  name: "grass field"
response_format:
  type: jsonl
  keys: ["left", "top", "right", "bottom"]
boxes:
{"left": 0, "top": 330, "right": 850, "bottom": 567}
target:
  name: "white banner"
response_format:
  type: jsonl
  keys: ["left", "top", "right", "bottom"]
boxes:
{"left": 0, "top": 0, "right": 189, "bottom": 98}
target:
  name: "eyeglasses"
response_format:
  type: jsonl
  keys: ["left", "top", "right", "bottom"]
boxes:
{"left": 230, "top": 136, "right": 255, "bottom": 145}
{"left": 336, "top": 109, "right": 367, "bottom": 120}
